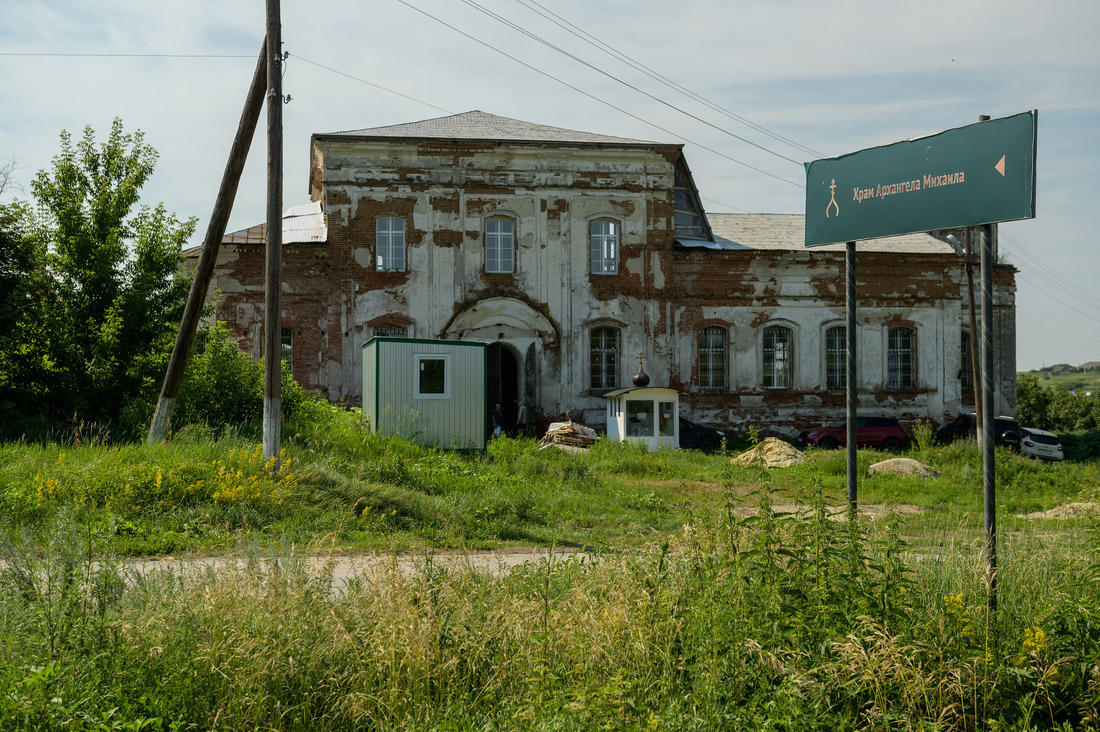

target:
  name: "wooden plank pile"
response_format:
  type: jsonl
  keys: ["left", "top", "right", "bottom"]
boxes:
{"left": 539, "top": 421, "right": 599, "bottom": 450}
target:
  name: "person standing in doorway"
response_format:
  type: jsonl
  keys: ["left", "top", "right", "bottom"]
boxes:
{"left": 516, "top": 400, "right": 532, "bottom": 438}
{"left": 490, "top": 403, "right": 503, "bottom": 438}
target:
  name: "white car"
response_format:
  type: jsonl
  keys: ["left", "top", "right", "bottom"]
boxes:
{"left": 1020, "top": 428, "right": 1064, "bottom": 462}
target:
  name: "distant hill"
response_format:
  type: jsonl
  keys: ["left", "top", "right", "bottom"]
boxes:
{"left": 1022, "top": 362, "right": 1100, "bottom": 394}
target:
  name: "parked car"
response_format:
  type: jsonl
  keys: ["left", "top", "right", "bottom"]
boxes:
{"left": 935, "top": 414, "right": 1022, "bottom": 451}
{"left": 1020, "top": 427, "right": 1064, "bottom": 461}
{"left": 679, "top": 417, "right": 726, "bottom": 450}
{"left": 797, "top": 417, "right": 908, "bottom": 450}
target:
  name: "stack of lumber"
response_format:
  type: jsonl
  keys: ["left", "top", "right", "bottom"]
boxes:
{"left": 539, "top": 421, "right": 599, "bottom": 450}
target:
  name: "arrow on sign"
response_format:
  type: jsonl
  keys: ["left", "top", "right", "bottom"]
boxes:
{"left": 995, "top": 155, "right": 1006, "bottom": 176}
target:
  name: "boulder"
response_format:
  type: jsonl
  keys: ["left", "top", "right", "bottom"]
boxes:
{"left": 731, "top": 437, "right": 806, "bottom": 468}
{"left": 867, "top": 458, "right": 940, "bottom": 479}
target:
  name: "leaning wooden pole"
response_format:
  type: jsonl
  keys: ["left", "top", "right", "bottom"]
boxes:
{"left": 147, "top": 39, "right": 269, "bottom": 444}
{"left": 262, "top": 0, "right": 284, "bottom": 463}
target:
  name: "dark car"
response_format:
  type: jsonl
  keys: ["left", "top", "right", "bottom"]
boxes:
{"left": 798, "top": 416, "right": 908, "bottom": 450}
{"left": 679, "top": 417, "right": 726, "bottom": 450}
{"left": 935, "top": 414, "right": 1022, "bottom": 451}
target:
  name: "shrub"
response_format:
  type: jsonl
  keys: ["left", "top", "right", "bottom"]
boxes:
{"left": 172, "top": 321, "right": 307, "bottom": 432}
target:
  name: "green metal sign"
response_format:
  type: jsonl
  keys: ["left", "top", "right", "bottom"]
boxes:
{"left": 805, "top": 111, "right": 1037, "bottom": 247}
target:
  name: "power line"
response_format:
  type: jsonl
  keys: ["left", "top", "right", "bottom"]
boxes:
{"left": 1001, "top": 233, "right": 1100, "bottom": 311}
{"left": 0, "top": 52, "right": 253, "bottom": 58}
{"left": 395, "top": 0, "right": 802, "bottom": 189}
{"left": 512, "top": 0, "right": 823, "bottom": 160}
{"left": 459, "top": 0, "right": 805, "bottom": 167}
{"left": 289, "top": 54, "right": 452, "bottom": 114}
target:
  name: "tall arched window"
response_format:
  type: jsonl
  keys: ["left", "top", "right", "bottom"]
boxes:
{"left": 486, "top": 217, "right": 515, "bottom": 274}
{"left": 375, "top": 217, "right": 405, "bottom": 272}
{"left": 763, "top": 326, "right": 792, "bottom": 389}
{"left": 826, "top": 326, "right": 846, "bottom": 390}
{"left": 590, "top": 327, "right": 619, "bottom": 391}
{"left": 590, "top": 219, "right": 619, "bottom": 274}
{"left": 697, "top": 326, "right": 727, "bottom": 390}
{"left": 888, "top": 327, "right": 916, "bottom": 389}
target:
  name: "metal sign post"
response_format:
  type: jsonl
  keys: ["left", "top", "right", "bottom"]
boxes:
{"left": 805, "top": 112, "right": 1037, "bottom": 609}
{"left": 980, "top": 222, "right": 998, "bottom": 610}
{"left": 845, "top": 241, "right": 857, "bottom": 510}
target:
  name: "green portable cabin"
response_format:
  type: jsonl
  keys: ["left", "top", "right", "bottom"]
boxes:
{"left": 362, "top": 338, "right": 489, "bottom": 450}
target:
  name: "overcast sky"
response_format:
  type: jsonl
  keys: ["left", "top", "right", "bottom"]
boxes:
{"left": 1, "top": 0, "right": 1097, "bottom": 371}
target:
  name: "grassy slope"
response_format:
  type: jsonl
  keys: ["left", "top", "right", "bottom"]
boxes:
{"left": 1, "top": 401, "right": 1095, "bottom": 556}
{"left": 2, "top": 404, "right": 1100, "bottom": 730}
{"left": 1023, "top": 366, "right": 1100, "bottom": 393}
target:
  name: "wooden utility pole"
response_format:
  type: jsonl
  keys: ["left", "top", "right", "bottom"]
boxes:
{"left": 147, "top": 40, "right": 268, "bottom": 444}
{"left": 262, "top": 0, "right": 284, "bottom": 463}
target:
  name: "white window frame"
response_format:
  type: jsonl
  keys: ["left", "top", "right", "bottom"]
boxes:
{"left": 825, "top": 326, "right": 846, "bottom": 390}
{"left": 888, "top": 327, "right": 916, "bottom": 390}
{"left": 763, "top": 326, "right": 792, "bottom": 389}
{"left": 590, "top": 219, "right": 619, "bottom": 275}
{"left": 589, "top": 326, "right": 619, "bottom": 391}
{"left": 280, "top": 327, "right": 293, "bottom": 367}
{"left": 413, "top": 353, "right": 451, "bottom": 399}
{"left": 376, "top": 217, "right": 406, "bottom": 272}
{"left": 485, "top": 217, "right": 515, "bottom": 274}
{"left": 697, "top": 326, "right": 727, "bottom": 391}
{"left": 375, "top": 325, "right": 408, "bottom": 339}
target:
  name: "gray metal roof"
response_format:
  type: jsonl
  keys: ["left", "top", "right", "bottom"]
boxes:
{"left": 320, "top": 110, "right": 664, "bottom": 147}
{"left": 219, "top": 200, "right": 327, "bottom": 246}
{"left": 695, "top": 213, "right": 955, "bottom": 254}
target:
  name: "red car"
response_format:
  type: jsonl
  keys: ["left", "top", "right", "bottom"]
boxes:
{"left": 798, "top": 417, "right": 908, "bottom": 451}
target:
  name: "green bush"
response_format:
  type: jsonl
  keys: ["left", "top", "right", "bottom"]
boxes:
{"left": 172, "top": 321, "right": 307, "bottom": 432}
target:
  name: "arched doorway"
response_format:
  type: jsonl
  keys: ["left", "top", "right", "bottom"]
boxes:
{"left": 488, "top": 343, "right": 520, "bottom": 434}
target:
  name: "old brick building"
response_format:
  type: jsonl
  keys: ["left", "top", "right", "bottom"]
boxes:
{"left": 189, "top": 111, "right": 1016, "bottom": 436}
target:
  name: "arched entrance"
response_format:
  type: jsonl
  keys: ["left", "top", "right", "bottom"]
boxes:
{"left": 488, "top": 342, "right": 520, "bottom": 433}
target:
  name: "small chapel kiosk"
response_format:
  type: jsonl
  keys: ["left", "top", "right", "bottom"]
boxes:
{"left": 604, "top": 386, "right": 680, "bottom": 452}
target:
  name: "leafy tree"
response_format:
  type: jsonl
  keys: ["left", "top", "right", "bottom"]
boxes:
{"left": 171, "top": 321, "right": 308, "bottom": 432}
{"left": 2, "top": 120, "right": 195, "bottom": 430}
{"left": 1015, "top": 373, "right": 1051, "bottom": 428}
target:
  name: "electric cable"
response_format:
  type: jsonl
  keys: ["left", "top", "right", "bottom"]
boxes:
{"left": 458, "top": 0, "right": 805, "bottom": 167}
{"left": 289, "top": 54, "right": 452, "bottom": 114}
{"left": 511, "top": 0, "right": 823, "bottom": 159}
{"left": 394, "top": 0, "right": 802, "bottom": 189}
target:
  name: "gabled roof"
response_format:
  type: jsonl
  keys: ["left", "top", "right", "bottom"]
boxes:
{"left": 692, "top": 213, "right": 956, "bottom": 254}
{"left": 317, "top": 110, "right": 664, "bottom": 148}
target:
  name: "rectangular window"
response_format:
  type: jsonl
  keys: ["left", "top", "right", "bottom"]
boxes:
{"left": 659, "top": 401, "right": 675, "bottom": 437}
{"left": 414, "top": 354, "right": 450, "bottom": 399}
{"left": 698, "top": 326, "right": 726, "bottom": 390}
{"left": 590, "top": 220, "right": 618, "bottom": 274}
{"left": 486, "top": 218, "right": 515, "bottom": 274}
{"left": 376, "top": 325, "right": 408, "bottom": 338}
{"left": 826, "top": 326, "right": 846, "bottom": 390}
{"left": 888, "top": 328, "right": 915, "bottom": 389}
{"left": 280, "top": 327, "right": 293, "bottom": 367}
{"left": 763, "top": 327, "right": 791, "bottom": 389}
{"left": 590, "top": 327, "right": 618, "bottom": 391}
{"left": 626, "top": 401, "right": 653, "bottom": 437}
{"left": 376, "top": 217, "right": 406, "bottom": 272}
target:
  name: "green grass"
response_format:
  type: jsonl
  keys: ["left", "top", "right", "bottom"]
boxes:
{"left": 2, "top": 403, "right": 1099, "bottom": 729}
{"left": 1, "top": 402, "right": 1096, "bottom": 557}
